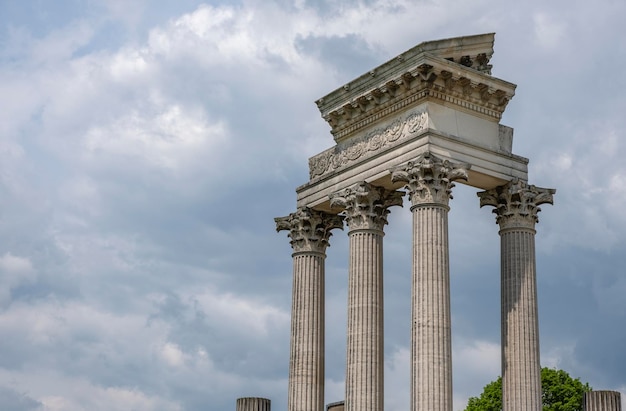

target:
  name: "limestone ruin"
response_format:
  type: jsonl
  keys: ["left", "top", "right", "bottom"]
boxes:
{"left": 249, "top": 33, "right": 621, "bottom": 411}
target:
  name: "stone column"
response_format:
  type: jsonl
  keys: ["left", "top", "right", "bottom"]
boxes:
{"left": 237, "top": 397, "right": 271, "bottom": 411}
{"left": 330, "top": 182, "right": 403, "bottom": 411}
{"left": 392, "top": 153, "right": 469, "bottom": 411}
{"left": 478, "top": 179, "right": 555, "bottom": 411}
{"left": 276, "top": 208, "right": 344, "bottom": 411}
{"left": 584, "top": 391, "right": 622, "bottom": 411}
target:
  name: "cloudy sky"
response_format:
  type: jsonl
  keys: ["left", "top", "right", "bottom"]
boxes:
{"left": 1, "top": 0, "right": 625, "bottom": 410}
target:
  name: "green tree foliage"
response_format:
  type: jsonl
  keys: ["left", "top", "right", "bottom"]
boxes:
{"left": 464, "top": 367, "right": 592, "bottom": 411}
{"left": 465, "top": 377, "right": 502, "bottom": 411}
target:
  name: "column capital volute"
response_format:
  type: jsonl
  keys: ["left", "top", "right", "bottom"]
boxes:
{"left": 275, "top": 207, "right": 344, "bottom": 254}
{"left": 329, "top": 181, "right": 403, "bottom": 231}
{"left": 390, "top": 152, "right": 470, "bottom": 206}
{"left": 478, "top": 178, "right": 556, "bottom": 230}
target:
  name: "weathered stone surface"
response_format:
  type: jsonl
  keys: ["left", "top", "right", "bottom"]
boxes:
{"left": 276, "top": 208, "right": 343, "bottom": 411}
{"left": 392, "top": 153, "right": 468, "bottom": 411}
{"left": 298, "top": 103, "right": 527, "bottom": 210}
{"left": 309, "top": 109, "right": 428, "bottom": 180}
{"left": 330, "top": 182, "right": 403, "bottom": 231}
{"left": 296, "top": 34, "right": 528, "bottom": 211}
{"left": 276, "top": 33, "right": 558, "bottom": 411}
{"left": 478, "top": 180, "right": 555, "bottom": 411}
{"left": 275, "top": 208, "right": 344, "bottom": 254}
{"left": 584, "top": 391, "right": 622, "bottom": 411}
{"left": 326, "top": 401, "right": 345, "bottom": 411}
{"left": 331, "top": 182, "right": 402, "bottom": 411}
{"left": 236, "top": 397, "right": 271, "bottom": 411}
{"left": 391, "top": 152, "right": 469, "bottom": 206}
{"left": 478, "top": 178, "right": 556, "bottom": 230}
{"left": 315, "top": 33, "right": 513, "bottom": 142}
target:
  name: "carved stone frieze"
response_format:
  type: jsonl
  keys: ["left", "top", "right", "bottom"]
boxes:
{"left": 275, "top": 208, "right": 344, "bottom": 253}
{"left": 478, "top": 179, "right": 556, "bottom": 230}
{"left": 329, "top": 182, "right": 403, "bottom": 231}
{"left": 309, "top": 109, "right": 428, "bottom": 179}
{"left": 391, "top": 152, "right": 470, "bottom": 206}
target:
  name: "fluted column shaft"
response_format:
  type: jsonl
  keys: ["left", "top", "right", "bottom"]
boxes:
{"left": 479, "top": 179, "right": 555, "bottom": 411}
{"left": 237, "top": 397, "right": 271, "bottom": 411}
{"left": 412, "top": 204, "right": 452, "bottom": 411}
{"left": 584, "top": 391, "right": 622, "bottom": 411}
{"left": 499, "top": 226, "right": 541, "bottom": 411}
{"left": 290, "top": 251, "right": 326, "bottom": 411}
{"left": 346, "top": 228, "right": 384, "bottom": 411}
{"left": 392, "top": 153, "right": 469, "bottom": 411}
{"left": 331, "top": 182, "right": 403, "bottom": 411}
{"left": 276, "top": 209, "right": 344, "bottom": 411}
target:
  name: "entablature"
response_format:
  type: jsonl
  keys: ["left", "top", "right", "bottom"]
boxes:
{"left": 315, "top": 34, "right": 516, "bottom": 143}
{"left": 296, "top": 128, "right": 529, "bottom": 211}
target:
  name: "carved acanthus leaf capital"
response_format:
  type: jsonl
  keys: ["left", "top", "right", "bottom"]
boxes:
{"left": 391, "top": 152, "right": 470, "bottom": 206}
{"left": 275, "top": 208, "right": 344, "bottom": 253}
{"left": 329, "top": 182, "right": 403, "bottom": 231}
{"left": 478, "top": 179, "right": 556, "bottom": 230}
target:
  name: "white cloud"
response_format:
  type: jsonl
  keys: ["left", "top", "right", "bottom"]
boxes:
{"left": 193, "top": 288, "right": 289, "bottom": 337}
{"left": 0, "top": 253, "right": 34, "bottom": 274}
{"left": 0, "top": 295, "right": 283, "bottom": 409}
{"left": 453, "top": 339, "right": 501, "bottom": 411}
{"left": 83, "top": 101, "right": 228, "bottom": 171}
{"left": 542, "top": 344, "right": 576, "bottom": 369}
{"left": 37, "top": 379, "right": 182, "bottom": 411}
{"left": 533, "top": 12, "right": 567, "bottom": 50}
{"left": 160, "top": 342, "right": 188, "bottom": 368}
{"left": 0, "top": 253, "right": 36, "bottom": 305}
{"left": 455, "top": 339, "right": 500, "bottom": 376}
{"left": 385, "top": 347, "right": 410, "bottom": 411}
{"left": 108, "top": 48, "right": 150, "bottom": 80}
{"left": 552, "top": 153, "right": 573, "bottom": 171}
{"left": 29, "top": 21, "right": 95, "bottom": 64}
{"left": 533, "top": 123, "right": 626, "bottom": 252}
{"left": 99, "top": 0, "right": 148, "bottom": 28}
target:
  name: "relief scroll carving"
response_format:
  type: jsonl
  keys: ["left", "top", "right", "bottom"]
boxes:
{"left": 309, "top": 109, "right": 428, "bottom": 179}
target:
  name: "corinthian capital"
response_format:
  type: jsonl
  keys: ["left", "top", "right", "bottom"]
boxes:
{"left": 329, "top": 182, "right": 403, "bottom": 231}
{"left": 275, "top": 208, "right": 344, "bottom": 253}
{"left": 391, "top": 152, "right": 470, "bottom": 206}
{"left": 478, "top": 179, "right": 556, "bottom": 230}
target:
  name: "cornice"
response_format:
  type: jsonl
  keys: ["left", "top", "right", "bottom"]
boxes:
{"left": 316, "top": 35, "right": 516, "bottom": 142}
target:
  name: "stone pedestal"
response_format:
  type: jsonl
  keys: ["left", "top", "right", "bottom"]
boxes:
{"left": 479, "top": 180, "right": 555, "bottom": 411}
{"left": 331, "top": 182, "right": 403, "bottom": 411}
{"left": 392, "top": 153, "right": 469, "bottom": 411}
{"left": 276, "top": 209, "right": 344, "bottom": 411}
{"left": 584, "top": 391, "right": 622, "bottom": 411}
{"left": 236, "top": 397, "right": 271, "bottom": 411}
